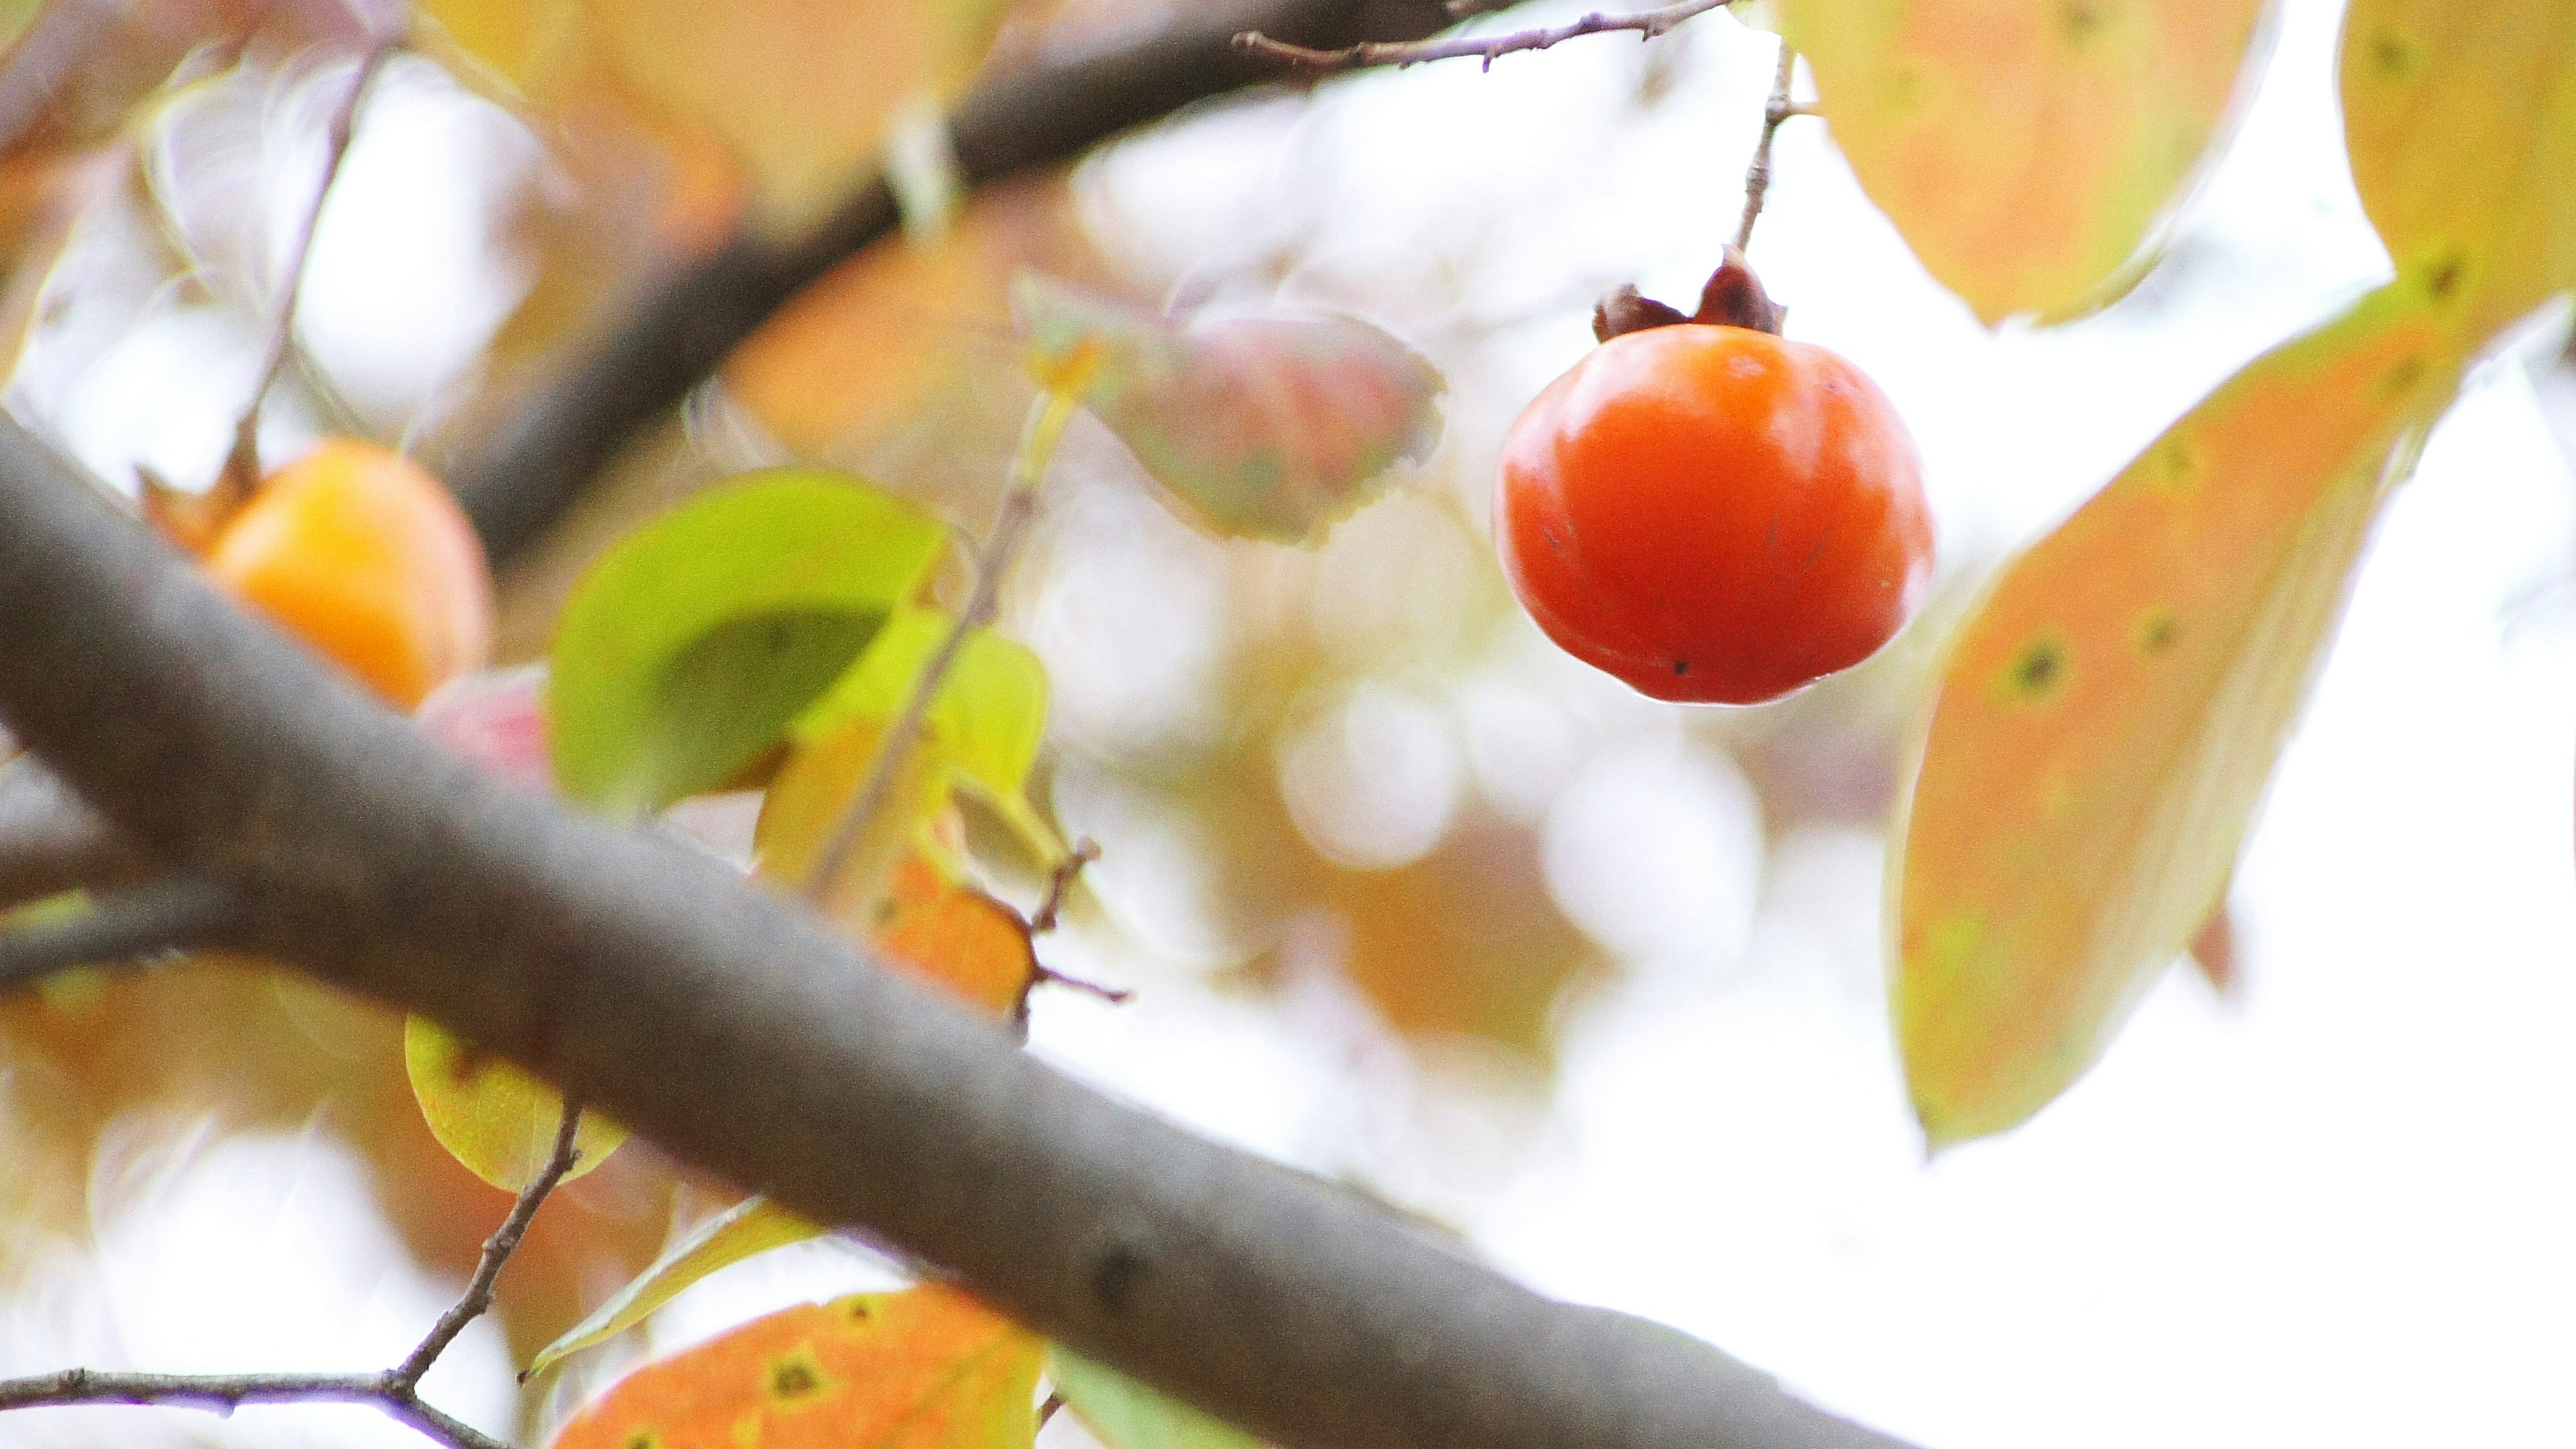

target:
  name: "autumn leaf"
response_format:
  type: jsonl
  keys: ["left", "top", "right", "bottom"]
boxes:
{"left": 1014, "top": 274, "right": 1445, "bottom": 545}
{"left": 403, "top": 1016, "right": 626, "bottom": 1191}
{"left": 871, "top": 855, "right": 1040, "bottom": 1016}
{"left": 2339, "top": 0, "right": 2576, "bottom": 351}
{"left": 1778, "top": 0, "right": 2267, "bottom": 323}
{"left": 1894, "top": 283, "right": 2461, "bottom": 1146}
{"left": 529, "top": 1196, "right": 826, "bottom": 1378}
{"left": 548, "top": 1285, "right": 1044, "bottom": 1449}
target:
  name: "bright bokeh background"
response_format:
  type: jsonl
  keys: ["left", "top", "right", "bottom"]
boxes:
{"left": 1, "top": 0, "right": 2573, "bottom": 1445}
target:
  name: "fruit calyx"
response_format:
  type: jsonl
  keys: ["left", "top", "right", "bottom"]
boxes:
{"left": 1590, "top": 244, "right": 1782, "bottom": 343}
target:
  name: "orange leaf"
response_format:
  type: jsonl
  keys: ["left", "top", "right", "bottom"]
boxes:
{"left": 1894, "top": 284, "right": 2459, "bottom": 1145}
{"left": 548, "top": 1285, "right": 1043, "bottom": 1449}
{"left": 872, "top": 857, "right": 1038, "bottom": 1018}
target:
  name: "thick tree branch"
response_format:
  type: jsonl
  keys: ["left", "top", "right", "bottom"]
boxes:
{"left": 0, "top": 431, "right": 1914, "bottom": 1447}
{"left": 449, "top": 0, "right": 1461, "bottom": 566}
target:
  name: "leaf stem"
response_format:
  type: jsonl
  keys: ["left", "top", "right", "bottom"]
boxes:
{"left": 393, "top": 1097, "right": 586, "bottom": 1388}
{"left": 1238, "top": 0, "right": 1731, "bottom": 73}
{"left": 802, "top": 386, "right": 1085, "bottom": 905}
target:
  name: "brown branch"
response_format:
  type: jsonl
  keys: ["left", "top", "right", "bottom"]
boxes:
{"left": 0, "top": 421, "right": 1915, "bottom": 1448}
{"left": 0, "top": 1368, "right": 511, "bottom": 1449}
{"left": 447, "top": 0, "right": 1466, "bottom": 566}
{"left": 220, "top": 35, "right": 403, "bottom": 500}
{"left": 1732, "top": 38, "right": 1802, "bottom": 253}
{"left": 1236, "top": 0, "right": 1729, "bottom": 73}
{"left": 394, "top": 1097, "right": 585, "bottom": 1387}
{"left": 0, "top": 873, "right": 239, "bottom": 989}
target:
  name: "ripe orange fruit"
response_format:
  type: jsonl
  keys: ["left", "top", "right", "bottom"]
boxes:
{"left": 205, "top": 440, "right": 492, "bottom": 709}
{"left": 1496, "top": 321, "right": 1933, "bottom": 704}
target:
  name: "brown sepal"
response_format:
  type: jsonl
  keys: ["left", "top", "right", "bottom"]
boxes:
{"left": 1691, "top": 245, "right": 1781, "bottom": 334}
{"left": 1591, "top": 284, "right": 1690, "bottom": 342}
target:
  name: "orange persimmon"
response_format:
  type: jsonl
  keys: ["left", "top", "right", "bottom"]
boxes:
{"left": 205, "top": 439, "right": 492, "bottom": 709}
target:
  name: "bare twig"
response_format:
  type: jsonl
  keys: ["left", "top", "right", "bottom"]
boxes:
{"left": 0, "top": 1099, "right": 581, "bottom": 1448}
{"left": 803, "top": 394, "right": 1076, "bottom": 903}
{"left": 0, "top": 1369, "right": 511, "bottom": 1449}
{"left": 1732, "top": 38, "right": 1803, "bottom": 252}
{"left": 219, "top": 36, "right": 403, "bottom": 500}
{"left": 1029, "top": 837, "right": 1099, "bottom": 934}
{"left": 394, "top": 1097, "right": 585, "bottom": 1386}
{"left": 1237, "top": 0, "right": 1729, "bottom": 72}
{"left": 0, "top": 873, "right": 239, "bottom": 991}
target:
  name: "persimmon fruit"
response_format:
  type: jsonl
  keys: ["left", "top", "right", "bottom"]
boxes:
{"left": 1496, "top": 264, "right": 1933, "bottom": 705}
{"left": 204, "top": 439, "right": 493, "bottom": 709}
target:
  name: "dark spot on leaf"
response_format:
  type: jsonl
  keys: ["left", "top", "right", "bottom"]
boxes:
{"left": 1540, "top": 525, "right": 1566, "bottom": 557}
{"left": 623, "top": 1434, "right": 660, "bottom": 1449}
{"left": 2384, "top": 355, "right": 2424, "bottom": 395}
{"left": 2368, "top": 25, "right": 2419, "bottom": 77}
{"left": 1091, "top": 1240, "right": 1150, "bottom": 1316}
{"left": 845, "top": 1299, "right": 873, "bottom": 1320}
{"left": 2135, "top": 610, "right": 2180, "bottom": 656}
{"left": 2060, "top": 1, "right": 2102, "bottom": 44}
{"left": 1996, "top": 635, "right": 2072, "bottom": 704}
{"left": 2423, "top": 248, "right": 2463, "bottom": 302}
{"left": 769, "top": 1358, "right": 823, "bottom": 1400}
{"left": 1673, "top": 659, "right": 1690, "bottom": 676}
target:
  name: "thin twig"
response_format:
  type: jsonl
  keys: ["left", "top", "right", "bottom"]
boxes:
{"left": 1732, "top": 38, "right": 1802, "bottom": 252}
{"left": 0, "top": 1369, "right": 512, "bottom": 1449}
{"left": 1028, "top": 838, "right": 1099, "bottom": 934}
{"left": 1236, "top": 0, "right": 1729, "bottom": 74}
{"left": 394, "top": 1097, "right": 586, "bottom": 1386}
{"left": 803, "top": 394, "right": 1077, "bottom": 904}
{"left": 219, "top": 35, "right": 403, "bottom": 500}
{"left": 0, "top": 873, "right": 239, "bottom": 992}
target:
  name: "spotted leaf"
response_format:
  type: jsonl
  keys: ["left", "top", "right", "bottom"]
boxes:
{"left": 1895, "top": 284, "right": 2461, "bottom": 1146}
{"left": 547, "top": 1285, "right": 1043, "bottom": 1449}
{"left": 1014, "top": 274, "right": 1444, "bottom": 545}
{"left": 1778, "top": 0, "right": 2268, "bottom": 323}
{"left": 2341, "top": 0, "right": 2576, "bottom": 351}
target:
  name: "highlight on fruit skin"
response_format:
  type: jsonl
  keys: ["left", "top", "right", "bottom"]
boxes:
{"left": 1495, "top": 299, "right": 1933, "bottom": 706}
{"left": 203, "top": 439, "right": 494, "bottom": 710}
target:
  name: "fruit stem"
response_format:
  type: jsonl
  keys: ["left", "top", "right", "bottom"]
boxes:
{"left": 1731, "top": 36, "right": 1800, "bottom": 254}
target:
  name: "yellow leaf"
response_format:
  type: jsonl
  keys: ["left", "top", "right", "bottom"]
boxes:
{"left": 548, "top": 1285, "right": 1043, "bottom": 1449}
{"left": 756, "top": 715, "right": 947, "bottom": 920}
{"left": 1779, "top": 0, "right": 2267, "bottom": 323}
{"left": 2341, "top": 0, "right": 2576, "bottom": 350}
{"left": 417, "top": 0, "right": 584, "bottom": 91}
{"left": 404, "top": 1016, "right": 627, "bottom": 1191}
{"left": 1894, "top": 284, "right": 2459, "bottom": 1146}
{"left": 530, "top": 1196, "right": 826, "bottom": 1378}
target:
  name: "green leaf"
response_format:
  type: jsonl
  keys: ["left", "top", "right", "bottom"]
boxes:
{"left": 1015, "top": 274, "right": 1444, "bottom": 545}
{"left": 1894, "top": 284, "right": 2462, "bottom": 1145}
{"left": 2340, "top": 0, "right": 2576, "bottom": 350}
{"left": 528, "top": 1195, "right": 825, "bottom": 1378}
{"left": 404, "top": 1016, "right": 627, "bottom": 1191}
{"left": 547, "top": 469, "right": 946, "bottom": 816}
{"left": 1778, "top": 0, "right": 2269, "bottom": 323}
{"left": 1049, "top": 1350, "right": 1265, "bottom": 1449}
